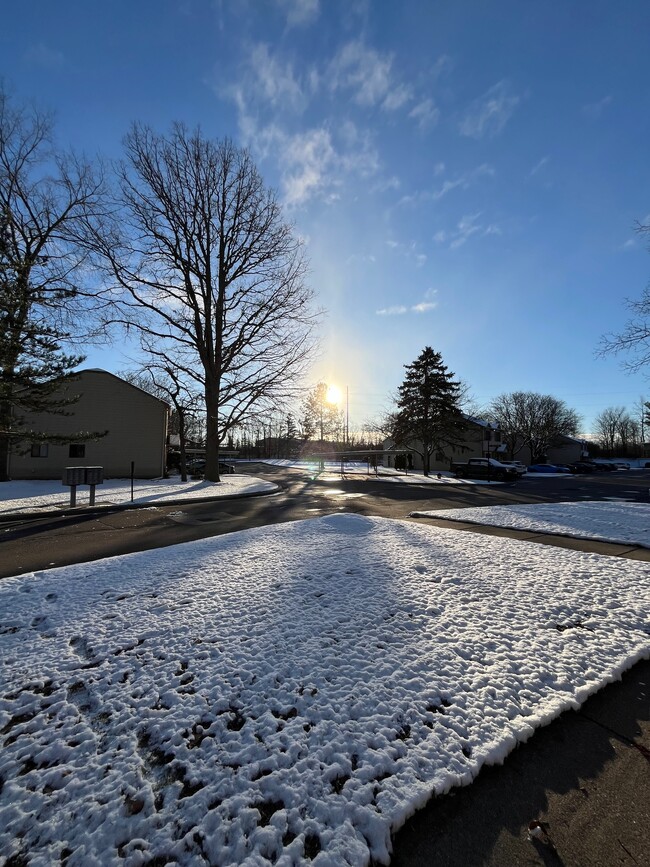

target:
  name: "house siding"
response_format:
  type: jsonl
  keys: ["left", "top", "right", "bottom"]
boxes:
{"left": 384, "top": 419, "right": 504, "bottom": 472}
{"left": 8, "top": 370, "right": 168, "bottom": 480}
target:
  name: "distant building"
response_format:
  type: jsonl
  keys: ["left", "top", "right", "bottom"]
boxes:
{"left": 383, "top": 416, "right": 505, "bottom": 472}
{"left": 516, "top": 435, "right": 588, "bottom": 467}
{"left": 7, "top": 369, "right": 168, "bottom": 480}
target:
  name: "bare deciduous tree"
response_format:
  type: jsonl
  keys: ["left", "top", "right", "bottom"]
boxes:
{"left": 593, "top": 405, "right": 640, "bottom": 455}
{"left": 488, "top": 391, "right": 581, "bottom": 463}
{"left": 88, "top": 124, "right": 319, "bottom": 481}
{"left": 593, "top": 406, "right": 626, "bottom": 453}
{"left": 0, "top": 87, "right": 105, "bottom": 480}
{"left": 599, "top": 221, "right": 650, "bottom": 370}
{"left": 300, "top": 382, "right": 344, "bottom": 444}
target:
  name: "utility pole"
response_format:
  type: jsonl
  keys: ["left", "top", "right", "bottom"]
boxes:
{"left": 346, "top": 386, "right": 349, "bottom": 446}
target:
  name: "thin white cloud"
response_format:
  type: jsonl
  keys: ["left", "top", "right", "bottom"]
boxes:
{"left": 275, "top": 0, "right": 319, "bottom": 26}
{"left": 384, "top": 237, "right": 428, "bottom": 266}
{"left": 376, "top": 288, "right": 438, "bottom": 316}
{"left": 483, "top": 224, "right": 502, "bottom": 236}
{"left": 432, "top": 163, "right": 494, "bottom": 200}
{"left": 411, "top": 301, "right": 437, "bottom": 313}
{"left": 338, "top": 119, "right": 380, "bottom": 177}
{"left": 24, "top": 43, "right": 64, "bottom": 68}
{"left": 582, "top": 95, "right": 612, "bottom": 119}
{"left": 529, "top": 156, "right": 549, "bottom": 177}
{"left": 431, "top": 54, "right": 453, "bottom": 79}
{"left": 409, "top": 98, "right": 440, "bottom": 130}
{"left": 459, "top": 80, "right": 520, "bottom": 139}
{"left": 434, "top": 214, "right": 500, "bottom": 249}
{"left": 376, "top": 305, "right": 408, "bottom": 315}
{"left": 371, "top": 175, "right": 400, "bottom": 193}
{"left": 248, "top": 43, "right": 306, "bottom": 111}
{"left": 383, "top": 83, "right": 413, "bottom": 111}
{"left": 346, "top": 253, "right": 376, "bottom": 265}
{"left": 282, "top": 128, "right": 338, "bottom": 206}
{"left": 328, "top": 40, "right": 411, "bottom": 111}
{"left": 222, "top": 75, "right": 381, "bottom": 207}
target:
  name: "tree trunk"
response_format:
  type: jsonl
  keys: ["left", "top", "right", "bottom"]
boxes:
{"left": 0, "top": 436, "right": 10, "bottom": 482}
{"left": 204, "top": 387, "right": 221, "bottom": 482}
{"left": 0, "top": 399, "right": 12, "bottom": 481}
{"left": 178, "top": 410, "right": 188, "bottom": 483}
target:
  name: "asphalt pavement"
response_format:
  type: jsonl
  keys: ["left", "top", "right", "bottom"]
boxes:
{"left": 2, "top": 465, "right": 650, "bottom": 577}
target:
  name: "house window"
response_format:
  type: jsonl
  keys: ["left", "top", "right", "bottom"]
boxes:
{"left": 31, "top": 443, "right": 49, "bottom": 458}
{"left": 435, "top": 451, "right": 445, "bottom": 462}
{"left": 69, "top": 444, "right": 86, "bottom": 458}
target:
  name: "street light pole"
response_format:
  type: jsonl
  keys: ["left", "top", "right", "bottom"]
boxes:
{"left": 346, "top": 385, "right": 349, "bottom": 446}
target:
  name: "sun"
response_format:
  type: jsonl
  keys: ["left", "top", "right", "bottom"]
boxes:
{"left": 325, "top": 384, "right": 342, "bottom": 404}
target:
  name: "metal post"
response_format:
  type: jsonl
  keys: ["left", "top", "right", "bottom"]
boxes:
{"left": 346, "top": 386, "right": 349, "bottom": 446}
{"left": 70, "top": 485, "right": 77, "bottom": 507}
{"left": 89, "top": 484, "right": 96, "bottom": 506}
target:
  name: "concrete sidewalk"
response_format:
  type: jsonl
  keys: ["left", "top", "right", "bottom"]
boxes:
{"left": 392, "top": 516, "right": 650, "bottom": 866}
{"left": 410, "top": 513, "right": 650, "bottom": 561}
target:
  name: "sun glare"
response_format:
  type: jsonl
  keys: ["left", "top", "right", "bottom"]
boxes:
{"left": 326, "top": 384, "right": 342, "bottom": 404}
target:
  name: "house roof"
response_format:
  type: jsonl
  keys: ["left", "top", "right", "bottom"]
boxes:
{"left": 75, "top": 369, "right": 170, "bottom": 409}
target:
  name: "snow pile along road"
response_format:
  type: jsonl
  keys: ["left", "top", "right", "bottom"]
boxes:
{"left": 1, "top": 515, "right": 649, "bottom": 865}
{"left": 0, "top": 475, "right": 277, "bottom": 515}
{"left": 411, "top": 501, "right": 650, "bottom": 548}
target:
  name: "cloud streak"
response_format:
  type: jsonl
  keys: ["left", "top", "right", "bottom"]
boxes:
{"left": 459, "top": 80, "right": 520, "bottom": 139}
{"left": 434, "top": 214, "right": 501, "bottom": 249}
{"left": 328, "top": 40, "right": 412, "bottom": 111}
{"left": 376, "top": 289, "right": 438, "bottom": 315}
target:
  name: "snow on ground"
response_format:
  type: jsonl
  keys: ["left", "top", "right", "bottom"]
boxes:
{"left": 0, "top": 476, "right": 277, "bottom": 516}
{"left": 411, "top": 501, "right": 650, "bottom": 548}
{"left": 1, "top": 515, "right": 649, "bottom": 866}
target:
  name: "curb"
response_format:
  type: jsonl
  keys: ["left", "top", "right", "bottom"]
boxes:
{"left": 0, "top": 484, "right": 281, "bottom": 524}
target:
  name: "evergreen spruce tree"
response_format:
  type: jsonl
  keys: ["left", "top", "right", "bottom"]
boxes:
{"left": 392, "top": 346, "right": 467, "bottom": 475}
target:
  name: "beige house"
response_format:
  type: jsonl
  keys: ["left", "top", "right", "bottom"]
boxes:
{"left": 8, "top": 369, "right": 169, "bottom": 480}
{"left": 383, "top": 417, "right": 506, "bottom": 472}
{"left": 514, "top": 435, "right": 588, "bottom": 467}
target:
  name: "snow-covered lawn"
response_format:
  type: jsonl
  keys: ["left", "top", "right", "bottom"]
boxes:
{"left": 411, "top": 501, "right": 650, "bottom": 548}
{"left": 1, "top": 514, "right": 649, "bottom": 865}
{"left": 0, "top": 476, "right": 277, "bottom": 516}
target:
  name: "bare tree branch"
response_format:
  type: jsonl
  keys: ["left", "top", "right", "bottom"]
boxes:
{"left": 0, "top": 87, "right": 107, "bottom": 480}
{"left": 86, "top": 126, "right": 320, "bottom": 480}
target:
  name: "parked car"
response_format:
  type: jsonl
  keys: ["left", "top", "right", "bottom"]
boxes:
{"left": 614, "top": 461, "right": 630, "bottom": 469}
{"left": 187, "top": 459, "right": 235, "bottom": 475}
{"left": 591, "top": 461, "right": 617, "bottom": 471}
{"left": 451, "top": 457, "right": 519, "bottom": 482}
{"left": 569, "top": 461, "right": 605, "bottom": 473}
{"left": 500, "top": 460, "right": 527, "bottom": 476}
{"left": 527, "top": 464, "right": 569, "bottom": 473}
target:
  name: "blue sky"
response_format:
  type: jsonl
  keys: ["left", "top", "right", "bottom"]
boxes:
{"left": 3, "top": 0, "right": 650, "bottom": 435}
